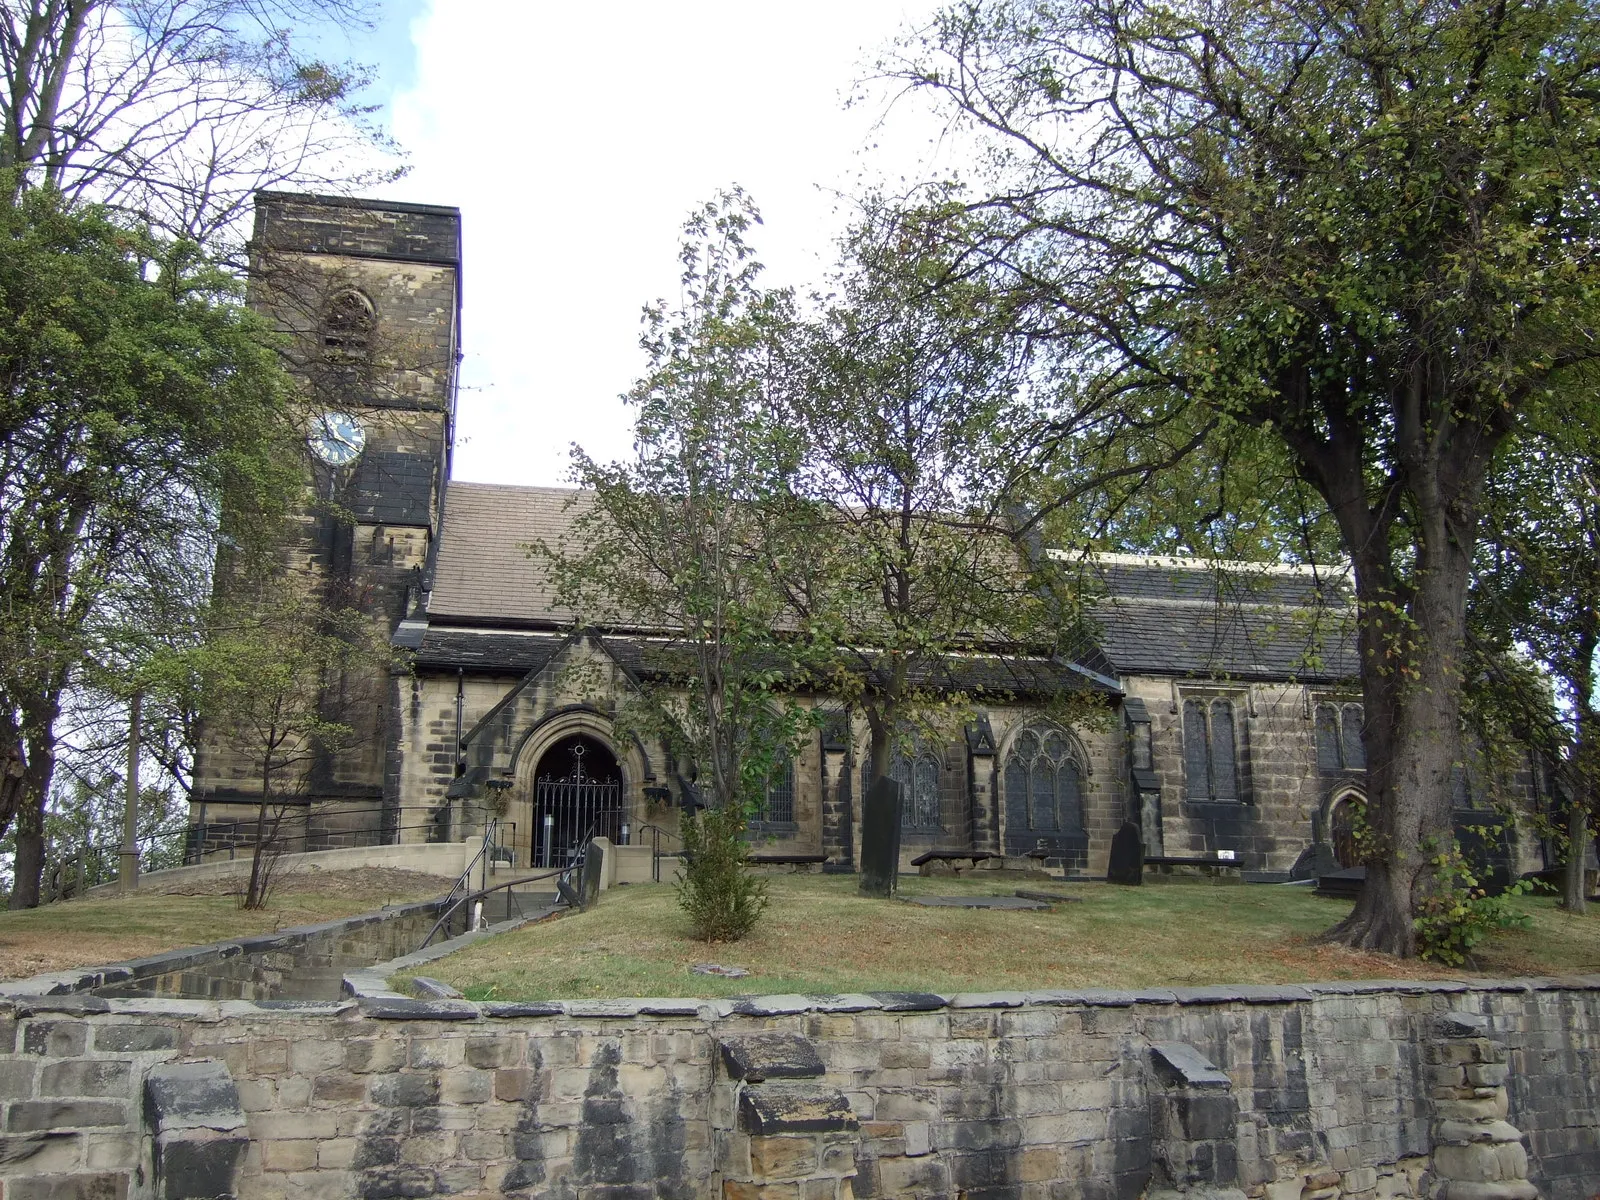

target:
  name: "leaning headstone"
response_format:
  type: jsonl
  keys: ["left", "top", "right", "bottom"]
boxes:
{"left": 578, "top": 839, "right": 604, "bottom": 910}
{"left": 859, "top": 776, "right": 903, "bottom": 898}
{"left": 1107, "top": 820, "right": 1144, "bottom": 886}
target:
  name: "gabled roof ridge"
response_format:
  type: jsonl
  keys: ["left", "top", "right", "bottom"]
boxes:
{"left": 1048, "top": 548, "right": 1351, "bottom": 578}
{"left": 446, "top": 480, "right": 584, "bottom": 496}
{"left": 1096, "top": 594, "right": 1351, "bottom": 614}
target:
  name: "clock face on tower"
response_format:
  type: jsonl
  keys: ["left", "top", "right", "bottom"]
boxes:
{"left": 309, "top": 411, "right": 366, "bottom": 466}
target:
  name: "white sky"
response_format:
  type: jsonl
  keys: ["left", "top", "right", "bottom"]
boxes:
{"left": 368, "top": 0, "right": 954, "bottom": 486}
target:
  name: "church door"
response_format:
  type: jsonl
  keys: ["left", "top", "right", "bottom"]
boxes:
{"left": 531, "top": 735, "right": 623, "bottom": 868}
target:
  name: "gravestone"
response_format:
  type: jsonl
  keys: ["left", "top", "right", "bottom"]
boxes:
{"left": 1107, "top": 820, "right": 1144, "bottom": 886}
{"left": 858, "top": 777, "right": 903, "bottom": 898}
{"left": 578, "top": 839, "right": 605, "bottom": 910}
{"left": 1311, "top": 840, "right": 1339, "bottom": 879}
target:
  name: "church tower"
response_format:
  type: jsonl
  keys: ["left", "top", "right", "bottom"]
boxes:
{"left": 189, "top": 193, "right": 462, "bottom": 848}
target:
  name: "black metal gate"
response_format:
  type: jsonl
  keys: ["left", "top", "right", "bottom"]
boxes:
{"left": 533, "top": 778, "right": 623, "bottom": 868}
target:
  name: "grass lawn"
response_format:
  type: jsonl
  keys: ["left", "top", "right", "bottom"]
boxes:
{"left": 402, "top": 874, "right": 1600, "bottom": 1001}
{"left": 0, "top": 866, "right": 454, "bottom": 982}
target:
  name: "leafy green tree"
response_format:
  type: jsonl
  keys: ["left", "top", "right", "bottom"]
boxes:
{"left": 540, "top": 191, "right": 816, "bottom": 937}
{"left": 0, "top": 186, "right": 299, "bottom": 907}
{"left": 783, "top": 204, "right": 1103, "bottom": 834}
{"left": 1470, "top": 392, "right": 1600, "bottom": 912}
{"left": 897, "top": 0, "right": 1600, "bottom": 955}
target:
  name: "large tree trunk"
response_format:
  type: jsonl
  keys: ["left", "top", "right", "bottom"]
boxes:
{"left": 1321, "top": 497, "right": 1473, "bottom": 956}
{"left": 862, "top": 652, "right": 908, "bottom": 793}
{"left": 8, "top": 717, "right": 59, "bottom": 910}
{"left": 8, "top": 802, "right": 45, "bottom": 910}
{"left": 1564, "top": 698, "right": 1594, "bottom": 913}
{"left": 1561, "top": 800, "right": 1587, "bottom": 914}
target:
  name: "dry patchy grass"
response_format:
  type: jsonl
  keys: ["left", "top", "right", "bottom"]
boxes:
{"left": 0, "top": 866, "right": 453, "bottom": 982}
{"left": 407, "top": 874, "right": 1600, "bottom": 1001}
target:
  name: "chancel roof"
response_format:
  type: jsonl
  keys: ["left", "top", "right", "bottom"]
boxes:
{"left": 1067, "top": 552, "right": 1359, "bottom": 682}
{"left": 412, "top": 627, "right": 1117, "bottom": 697}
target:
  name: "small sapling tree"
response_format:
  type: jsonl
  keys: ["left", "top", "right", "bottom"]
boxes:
{"left": 193, "top": 585, "right": 387, "bottom": 909}
{"left": 539, "top": 190, "right": 815, "bottom": 941}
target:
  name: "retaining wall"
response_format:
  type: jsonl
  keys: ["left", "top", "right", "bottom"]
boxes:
{"left": 4, "top": 900, "right": 446, "bottom": 1005}
{"left": 0, "top": 978, "right": 1594, "bottom": 1199}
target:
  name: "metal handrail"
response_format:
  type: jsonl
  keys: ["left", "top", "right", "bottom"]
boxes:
{"left": 429, "top": 818, "right": 502, "bottom": 942}
{"left": 634, "top": 822, "right": 684, "bottom": 883}
{"left": 418, "top": 867, "right": 570, "bottom": 948}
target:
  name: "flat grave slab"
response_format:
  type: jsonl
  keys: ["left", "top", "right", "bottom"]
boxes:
{"left": 1014, "top": 889, "right": 1084, "bottom": 904}
{"left": 903, "top": 895, "right": 1049, "bottom": 911}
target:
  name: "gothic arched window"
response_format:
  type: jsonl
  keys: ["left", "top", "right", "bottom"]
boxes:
{"left": 755, "top": 755, "right": 795, "bottom": 825}
{"left": 1315, "top": 703, "right": 1366, "bottom": 772}
{"left": 322, "top": 289, "right": 375, "bottom": 357}
{"left": 1184, "top": 698, "right": 1239, "bottom": 800}
{"left": 862, "top": 743, "right": 941, "bottom": 831}
{"left": 1004, "top": 725, "right": 1084, "bottom": 834}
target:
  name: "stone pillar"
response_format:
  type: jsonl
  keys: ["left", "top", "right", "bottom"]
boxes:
{"left": 819, "top": 713, "right": 854, "bottom": 870}
{"left": 965, "top": 715, "right": 999, "bottom": 854}
{"left": 143, "top": 1059, "right": 249, "bottom": 1200}
{"left": 717, "top": 1033, "right": 860, "bottom": 1200}
{"left": 1424, "top": 1012, "right": 1539, "bottom": 1200}
{"left": 1147, "top": 1042, "right": 1246, "bottom": 1199}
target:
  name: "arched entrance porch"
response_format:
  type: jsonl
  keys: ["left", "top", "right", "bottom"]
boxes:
{"left": 531, "top": 734, "right": 624, "bottom": 868}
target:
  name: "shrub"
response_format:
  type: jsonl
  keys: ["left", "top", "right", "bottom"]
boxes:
{"left": 676, "top": 804, "right": 768, "bottom": 942}
{"left": 1414, "top": 841, "right": 1531, "bottom": 965}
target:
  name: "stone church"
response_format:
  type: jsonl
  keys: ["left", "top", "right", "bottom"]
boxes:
{"left": 190, "top": 192, "right": 1551, "bottom": 884}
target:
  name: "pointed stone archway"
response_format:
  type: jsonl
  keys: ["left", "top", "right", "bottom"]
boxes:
{"left": 530, "top": 734, "right": 623, "bottom": 869}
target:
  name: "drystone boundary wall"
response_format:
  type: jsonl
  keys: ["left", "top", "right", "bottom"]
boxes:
{"left": 1, "top": 900, "right": 445, "bottom": 1005}
{"left": 0, "top": 979, "right": 1593, "bottom": 1200}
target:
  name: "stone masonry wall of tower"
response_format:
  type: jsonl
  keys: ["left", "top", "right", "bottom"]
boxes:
{"left": 189, "top": 194, "right": 462, "bottom": 848}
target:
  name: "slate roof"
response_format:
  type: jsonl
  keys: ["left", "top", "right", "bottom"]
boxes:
{"left": 1074, "top": 554, "right": 1359, "bottom": 682}
{"left": 427, "top": 483, "right": 592, "bottom": 625}
{"left": 413, "top": 626, "right": 1117, "bottom": 697}
{"left": 421, "top": 482, "right": 1356, "bottom": 689}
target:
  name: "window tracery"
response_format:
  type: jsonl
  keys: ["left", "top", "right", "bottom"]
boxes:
{"left": 862, "top": 743, "right": 941, "bottom": 830}
{"left": 1003, "top": 725, "right": 1084, "bottom": 833}
{"left": 322, "top": 289, "right": 375, "bottom": 357}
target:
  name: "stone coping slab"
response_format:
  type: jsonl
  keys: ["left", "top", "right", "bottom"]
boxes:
{"left": 0, "top": 972, "right": 1596, "bottom": 1023}
{"left": 225, "top": 972, "right": 1598, "bottom": 1022}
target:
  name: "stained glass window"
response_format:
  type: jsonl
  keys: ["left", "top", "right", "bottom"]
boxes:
{"left": 1184, "top": 698, "right": 1240, "bottom": 801}
{"left": 1004, "top": 726, "right": 1084, "bottom": 833}
{"left": 862, "top": 744, "right": 941, "bottom": 830}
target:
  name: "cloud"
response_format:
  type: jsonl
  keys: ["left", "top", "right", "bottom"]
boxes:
{"left": 381, "top": 0, "right": 949, "bottom": 485}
